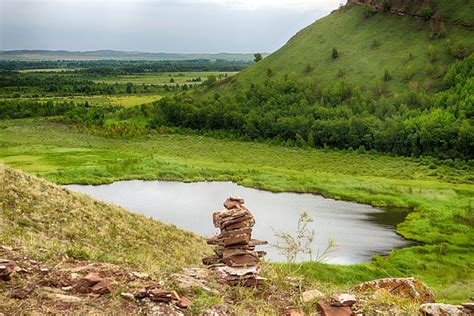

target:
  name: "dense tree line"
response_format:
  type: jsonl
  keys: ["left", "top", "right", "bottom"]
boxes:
{"left": 0, "top": 72, "right": 171, "bottom": 96}
{"left": 0, "top": 60, "right": 251, "bottom": 74}
{"left": 148, "top": 55, "right": 474, "bottom": 159}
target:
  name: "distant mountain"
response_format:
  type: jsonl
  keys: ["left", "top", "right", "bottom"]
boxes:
{"left": 0, "top": 50, "right": 267, "bottom": 61}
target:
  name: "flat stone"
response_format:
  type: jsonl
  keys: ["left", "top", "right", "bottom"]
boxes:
{"left": 332, "top": 293, "right": 357, "bottom": 307}
{"left": 302, "top": 289, "right": 324, "bottom": 302}
{"left": 317, "top": 300, "right": 352, "bottom": 316}
{"left": 52, "top": 294, "right": 82, "bottom": 303}
{"left": 148, "top": 288, "right": 176, "bottom": 302}
{"left": 121, "top": 292, "right": 135, "bottom": 300}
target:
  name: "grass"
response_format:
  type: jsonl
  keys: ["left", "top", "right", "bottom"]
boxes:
{"left": 0, "top": 118, "right": 472, "bottom": 303}
{"left": 1, "top": 163, "right": 210, "bottom": 275}
{"left": 226, "top": 4, "right": 474, "bottom": 96}
{"left": 93, "top": 71, "right": 238, "bottom": 86}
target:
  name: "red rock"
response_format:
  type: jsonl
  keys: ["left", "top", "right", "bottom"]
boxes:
{"left": 177, "top": 296, "right": 192, "bottom": 309}
{"left": 317, "top": 300, "right": 352, "bottom": 316}
{"left": 75, "top": 272, "right": 111, "bottom": 295}
{"left": 223, "top": 233, "right": 251, "bottom": 247}
{"left": 81, "top": 272, "right": 103, "bottom": 286}
{"left": 148, "top": 288, "right": 176, "bottom": 302}
{"left": 222, "top": 254, "right": 259, "bottom": 267}
{"left": 91, "top": 280, "right": 112, "bottom": 294}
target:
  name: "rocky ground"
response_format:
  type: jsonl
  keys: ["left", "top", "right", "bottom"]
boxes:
{"left": 2, "top": 243, "right": 473, "bottom": 315}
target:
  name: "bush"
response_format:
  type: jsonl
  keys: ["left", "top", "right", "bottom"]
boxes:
{"left": 420, "top": 7, "right": 433, "bottom": 21}
{"left": 372, "top": 39, "right": 380, "bottom": 48}
{"left": 332, "top": 47, "right": 339, "bottom": 59}
{"left": 383, "top": 69, "right": 392, "bottom": 81}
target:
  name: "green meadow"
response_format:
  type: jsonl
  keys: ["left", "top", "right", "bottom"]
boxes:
{"left": 1, "top": 118, "right": 472, "bottom": 303}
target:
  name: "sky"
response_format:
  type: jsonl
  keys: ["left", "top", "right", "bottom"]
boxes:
{"left": 0, "top": 0, "right": 345, "bottom": 53}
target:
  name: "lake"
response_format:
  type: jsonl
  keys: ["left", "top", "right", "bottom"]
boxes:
{"left": 66, "top": 180, "right": 411, "bottom": 264}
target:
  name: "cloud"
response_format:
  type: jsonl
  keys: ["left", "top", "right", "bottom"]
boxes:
{"left": 0, "top": 0, "right": 343, "bottom": 52}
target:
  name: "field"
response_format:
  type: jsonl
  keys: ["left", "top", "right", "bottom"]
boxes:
{"left": 1, "top": 118, "right": 472, "bottom": 303}
{"left": 0, "top": 94, "right": 163, "bottom": 107}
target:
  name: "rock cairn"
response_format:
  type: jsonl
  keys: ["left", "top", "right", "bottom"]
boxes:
{"left": 203, "top": 195, "right": 267, "bottom": 286}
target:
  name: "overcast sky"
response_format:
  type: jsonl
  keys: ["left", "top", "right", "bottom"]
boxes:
{"left": 0, "top": 0, "right": 345, "bottom": 53}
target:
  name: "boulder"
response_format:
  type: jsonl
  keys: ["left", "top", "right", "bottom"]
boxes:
{"left": 354, "top": 277, "right": 434, "bottom": 303}
{"left": 419, "top": 303, "right": 468, "bottom": 316}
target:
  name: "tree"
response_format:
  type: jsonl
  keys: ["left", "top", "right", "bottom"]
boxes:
{"left": 332, "top": 47, "right": 339, "bottom": 59}
{"left": 383, "top": 69, "right": 392, "bottom": 81}
{"left": 126, "top": 82, "right": 134, "bottom": 94}
{"left": 254, "top": 53, "right": 263, "bottom": 63}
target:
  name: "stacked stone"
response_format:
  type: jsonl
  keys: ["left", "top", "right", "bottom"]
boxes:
{"left": 203, "top": 195, "right": 267, "bottom": 286}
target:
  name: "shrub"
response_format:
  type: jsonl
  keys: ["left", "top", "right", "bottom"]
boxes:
{"left": 405, "top": 66, "right": 414, "bottom": 80}
{"left": 372, "top": 39, "right": 380, "bottom": 48}
{"left": 383, "top": 69, "right": 392, "bottom": 81}
{"left": 305, "top": 64, "right": 314, "bottom": 74}
{"left": 266, "top": 68, "right": 274, "bottom": 77}
{"left": 447, "top": 40, "right": 471, "bottom": 60}
{"left": 420, "top": 7, "right": 433, "bottom": 21}
{"left": 332, "top": 47, "right": 339, "bottom": 59}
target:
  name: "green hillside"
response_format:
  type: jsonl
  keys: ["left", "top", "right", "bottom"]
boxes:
{"left": 0, "top": 164, "right": 210, "bottom": 274}
{"left": 230, "top": 1, "right": 474, "bottom": 95}
{"left": 149, "top": 1, "right": 473, "bottom": 159}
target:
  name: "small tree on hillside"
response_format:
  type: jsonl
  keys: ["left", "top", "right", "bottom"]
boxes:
{"left": 254, "top": 53, "right": 263, "bottom": 63}
{"left": 332, "top": 47, "right": 339, "bottom": 59}
{"left": 383, "top": 69, "right": 392, "bottom": 81}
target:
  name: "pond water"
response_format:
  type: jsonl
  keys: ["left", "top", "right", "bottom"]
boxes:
{"left": 66, "top": 180, "right": 411, "bottom": 264}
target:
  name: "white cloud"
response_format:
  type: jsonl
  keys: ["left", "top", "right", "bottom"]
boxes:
{"left": 2, "top": 0, "right": 345, "bottom": 11}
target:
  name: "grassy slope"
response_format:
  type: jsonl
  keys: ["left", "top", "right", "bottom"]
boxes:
{"left": 221, "top": 3, "right": 474, "bottom": 96}
{"left": 0, "top": 119, "right": 472, "bottom": 302}
{"left": 0, "top": 162, "right": 210, "bottom": 276}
